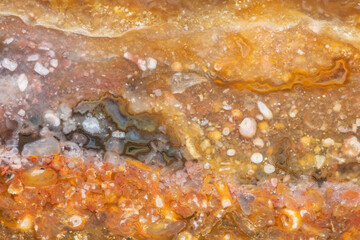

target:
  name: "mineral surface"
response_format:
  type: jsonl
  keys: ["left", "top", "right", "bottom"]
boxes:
{"left": 0, "top": 0, "right": 360, "bottom": 239}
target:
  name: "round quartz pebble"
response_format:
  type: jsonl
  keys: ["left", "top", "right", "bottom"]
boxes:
{"left": 239, "top": 117, "right": 257, "bottom": 139}
{"left": 251, "top": 152, "right": 263, "bottom": 163}
{"left": 227, "top": 149, "right": 236, "bottom": 156}
{"left": 264, "top": 164, "right": 275, "bottom": 174}
{"left": 222, "top": 127, "right": 230, "bottom": 136}
{"left": 253, "top": 138, "right": 264, "bottom": 148}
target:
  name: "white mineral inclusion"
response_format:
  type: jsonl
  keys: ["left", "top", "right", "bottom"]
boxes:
{"left": 227, "top": 149, "right": 236, "bottom": 156}
{"left": 112, "top": 130, "right": 125, "bottom": 139}
{"left": 2, "top": 58, "right": 18, "bottom": 71}
{"left": 82, "top": 117, "right": 101, "bottom": 134}
{"left": 18, "top": 109, "right": 25, "bottom": 117}
{"left": 27, "top": 54, "right": 39, "bottom": 62}
{"left": 239, "top": 117, "right": 257, "bottom": 139}
{"left": 34, "top": 62, "right": 50, "bottom": 76}
{"left": 146, "top": 57, "right": 157, "bottom": 70}
{"left": 251, "top": 152, "right": 263, "bottom": 164}
{"left": 17, "top": 73, "right": 28, "bottom": 92}
{"left": 253, "top": 138, "right": 264, "bottom": 148}
{"left": 44, "top": 112, "right": 60, "bottom": 127}
{"left": 315, "top": 155, "right": 326, "bottom": 169}
{"left": 3, "top": 37, "right": 14, "bottom": 44}
{"left": 155, "top": 195, "right": 164, "bottom": 208}
{"left": 222, "top": 127, "right": 230, "bottom": 136}
{"left": 264, "top": 164, "right": 275, "bottom": 174}
{"left": 50, "top": 59, "right": 58, "bottom": 68}
{"left": 69, "top": 215, "right": 82, "bottom": 228}
{"left": 257, "top": 101, "right": 273, "bottom": 120}
{"left": 222, "top": 199, "right": 232, "bottom": 208}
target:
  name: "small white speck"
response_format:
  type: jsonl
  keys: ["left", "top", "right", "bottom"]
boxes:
{"left": 18, "top": 109, "right": 25, "bottom": 117}
{"left": 34, "top": 62, "right": 50, "bottom": 76}
{"left": 50, "top": 59, "right": 58, "bottom": 68}
{"left": 155, "top": 195, "right": 164, "bottom": 208}
{"left": 264, "top": 164, "right": 275, "bottom": 174}
{"left": 222, "top": 127, "right": 230, "bottom": 136}
{"left": 123, "top": 52, "right": 132, "bottom": 60}
{"left": 223, "top": 105, "right": 232, "bottom": 110}
{"left": 18, "top": 216, "right": 31, "bottom": 230}
{"left": 153, "top": 89, "right": 162, "bottom": 97}
{"left": 333, "top": 103, "right": 341, "bottom": 112}
{"left": 204, "top": 162, "right": 210, "bottom": 169}
{"left": 200, "top": 119, "right": 209, "bottom": 126}
{"left": 315, "top": 155, "right": 326, "bottom": 169}
{"left": 27, "top": 54, "right": 39, "bottom": 62}
{"left": 222, "top": 199, "right": 232, "bottom": 208}
{"left": 289, "top": 110, "right": 298, "bottom": 118}
{"left": 297, "top": 49, "right": 305, "bottom": 55}
{"left": 227, "top": 149, "right": 236, "bottom": 156}
{"left": 2, "top": 58, "right": 18, "bottom": 71}
{"left": 17, "top": 74, "right": 28, "bottom": 92}
{"left": 322, "top": 138, "right": 334, "bottom": 147}
{"left": 146, "top": 57, "right": 157, "bottom": 70}
{"left": 112, "top": 130, "right": 125, "bottom": 138}
{"left": 69, "top": 215, "right": 82, "bottom": 228}
{"left": 224, "top": 234, "right": 231, "bottom": 240}
{"left": 3, "top": 37, "right": 14, "bottom": 44}
{"left": 48, "top": 50, "right": 55, "bottom": 58}
{"left": 256, "top": 114, "right": 264, "bottom": 121}
{"left": 31, "top": 168, "right": 45, "bottom": 176}
{"left": 300, "top": 209, "right": 309, "bottom": 217}
{"left": 253, "top": 138, "right": 264, "bottom": 148}
{"left": 137, "top": 58, "right": 147, "bottom": 71}
{"left": 251, "top": 152, "right": 263, "bottom": 163}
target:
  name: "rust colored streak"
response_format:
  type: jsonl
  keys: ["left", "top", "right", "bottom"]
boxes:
{"left": 209, "top": 59, "right": 349, "bottom": 93}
